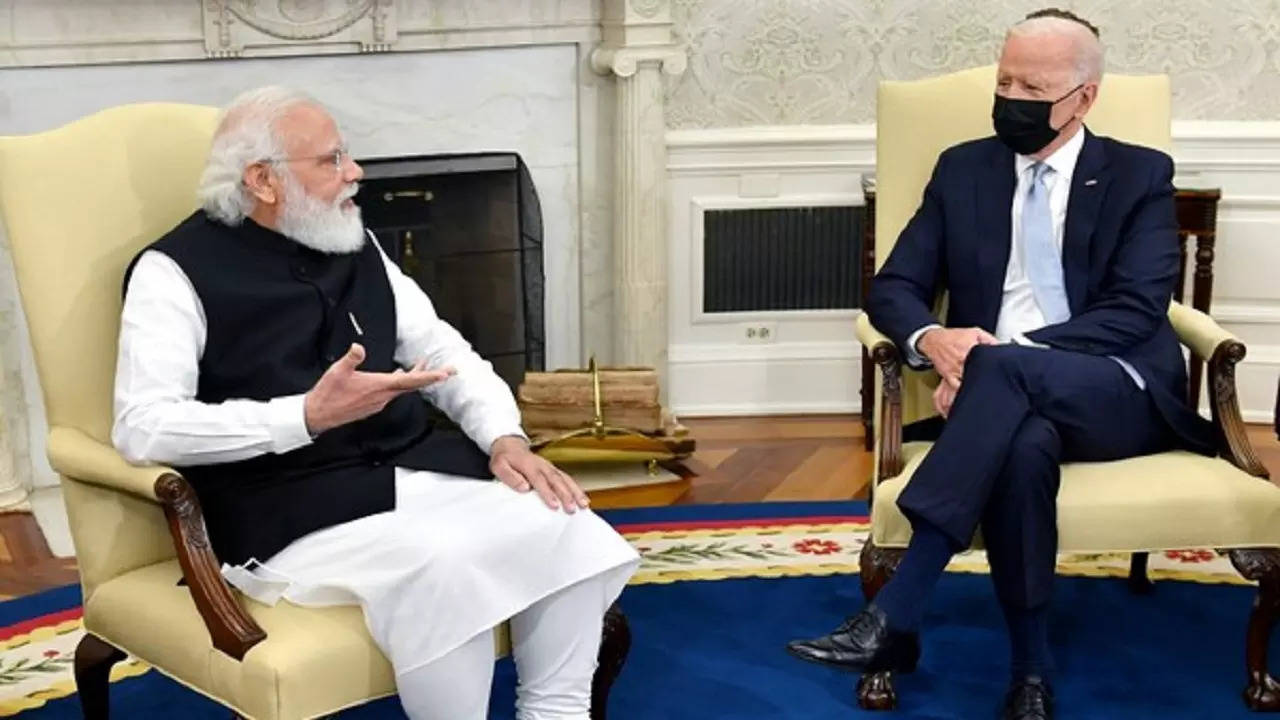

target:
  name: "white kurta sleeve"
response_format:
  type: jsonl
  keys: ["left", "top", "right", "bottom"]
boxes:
{"left": 112, "top": 250, "right": 313, "bottom": 466}
{"left": 374, "top": 240, "right": 526, "bottom": 454}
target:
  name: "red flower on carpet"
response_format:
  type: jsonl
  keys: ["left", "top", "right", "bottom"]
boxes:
{"left": 43, "top": 650, "right": 60, "bottom": 658}
{"left": 1164, "top": 549, "right": 1216, "bottom": 563}
{"left": 793, "top": 538, "right": 841, "bottom": 555}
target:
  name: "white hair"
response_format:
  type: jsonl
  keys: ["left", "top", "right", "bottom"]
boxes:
{"left": 196, "top": 86, "right": 317, "bottom": 225}
{"left": 1007, "top": 16, "right": 1104, "bottom": 85}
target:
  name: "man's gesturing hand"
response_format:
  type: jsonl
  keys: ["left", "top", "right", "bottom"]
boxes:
{"left": 304, "top": 343, "right": 454, "bottom": 435}
{"left": 490, "top": 436, "right": 590, "bottom": 514}
{"left": 918, "top": 327, "right": 999, "bottom": 388}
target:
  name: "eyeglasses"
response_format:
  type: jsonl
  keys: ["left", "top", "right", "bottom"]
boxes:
{"left": 263, "top": 146, "right": 351, "bottom": 172}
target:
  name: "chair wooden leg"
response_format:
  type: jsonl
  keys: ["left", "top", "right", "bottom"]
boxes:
{"left": 1128, "top": 552, "right": 1155, "bottom": 595}
{"left": 74, "top": 634, "right": 125, "bottom": 720}
{"left": 1229, "top": 549, "right": 1280, "bottom": 711}
{"left": 590, "top": 602, "right": 631, "bottom": 720}
{"left": 857, "top": 538, "right": 905, "bottom": 711}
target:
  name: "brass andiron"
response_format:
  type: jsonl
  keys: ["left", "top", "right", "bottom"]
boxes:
{"left": 528, "top": 356, "right": 681, "bottom": 468}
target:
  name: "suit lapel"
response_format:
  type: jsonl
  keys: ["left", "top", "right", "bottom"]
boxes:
{"left": 1063, "top": 129, "right": 1110, "bottom": 313}
{"left": 976, "top": 141, "right": 1016, "bottom": 329}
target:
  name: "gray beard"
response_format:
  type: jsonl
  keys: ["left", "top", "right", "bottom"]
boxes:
{"left": 275, "top": 177, "right": 365, "bottom": 254}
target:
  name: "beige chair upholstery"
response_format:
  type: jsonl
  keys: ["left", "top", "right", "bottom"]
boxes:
{"left": 856, "top": 64, "right": 1280, "bottom": 711}
{"left": 0, "top": 104, "right": 509, "bottom": 719}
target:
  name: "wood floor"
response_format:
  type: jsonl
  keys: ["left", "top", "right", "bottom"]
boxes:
{"left": 3, "top": 415, "right": 1279, "bottom": 601}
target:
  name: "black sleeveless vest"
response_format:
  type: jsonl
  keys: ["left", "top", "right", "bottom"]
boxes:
{"left": 125, "top": 211, "right": 491, "bottom": 566}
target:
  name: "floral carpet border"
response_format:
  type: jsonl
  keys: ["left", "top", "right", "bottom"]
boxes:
{"left": 616, "top": 518, "right": 1253, "bottom": 587}
{"left": 0, "top": 513, "right": 1253, "bottom": 716}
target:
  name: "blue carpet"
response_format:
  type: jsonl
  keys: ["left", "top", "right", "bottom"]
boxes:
{"left": 11, "top": 499, "right": 1275, "bottom": 718}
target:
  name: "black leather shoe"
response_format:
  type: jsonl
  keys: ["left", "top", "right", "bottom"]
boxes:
{"left": 1001, "top": 676, "right": 1053, "bottom": 720}
{"left": 786, "top": 605, "right": 920, "bottom": 673}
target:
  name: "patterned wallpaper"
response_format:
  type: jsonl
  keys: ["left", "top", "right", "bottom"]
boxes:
{"left": 665, "top": 0, "right": 1280, "bottom": 127}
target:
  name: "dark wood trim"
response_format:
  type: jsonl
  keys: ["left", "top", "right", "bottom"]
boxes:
{"left": 591, "top": 603, "right": 632, "bottom": 720}
{"left": 858, "top": 538, "right": 903, "bottom": 608}
{"left": 857, "top": 538, "right": 904, "bottom": 711}
{"left": 154, "top": 474, "right": 266, "bottom": 661}
{"left": 1228, "top": 548, "right": 1280, "bottom": 711}
{"left": 857, "top": 672, "right": 897, "bottom": 713}
{"left": 1175, "top": 187, "right": 1222, "bottom": 407}
{"left": 74, "top": 633, "right": 125, "bottom": 720}
{"left": 1207, "top": 342, "right": 1270, "bottom": 478}
{"left": 861, "top": 179, "right": 879, "bottom": 452}
{"left": 870, "top": 343, "right": 904, "bottom": 482}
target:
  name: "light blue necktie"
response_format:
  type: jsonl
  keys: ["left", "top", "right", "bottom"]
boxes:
{"left": 1021, "top": 162, "right": 1071, "bottom": 323}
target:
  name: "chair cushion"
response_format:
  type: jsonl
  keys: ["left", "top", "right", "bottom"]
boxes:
{"left": 85, "top": 560, "right": 511, "bottom": 720}
{"left": 872, "top": 442, "right": 1280, "bottom": 552}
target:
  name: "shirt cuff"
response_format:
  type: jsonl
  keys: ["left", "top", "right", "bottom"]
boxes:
{"left": 475, "top": 425, "right": 530, "bottom": 456}
{"left": 266, "top": 394, "right": 313, "bottom": 454}
{"left": 903, "top": 324, "right": 942, "bottom": 369}
{"left": 1011, "top": 333, "right": 1051, "bottom": 349}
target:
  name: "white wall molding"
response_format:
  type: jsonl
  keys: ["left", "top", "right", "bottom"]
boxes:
{"left": 0, "top": 1, "right": 602, "bottom": 67}
{"left": 667, "top": 121, "right": 1280, "bottom": 420}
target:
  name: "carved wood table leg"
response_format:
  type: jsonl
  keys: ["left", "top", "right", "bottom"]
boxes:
{"left": 74, "top": 634, "right": 125, "bottom": 720}
{"left": 857, "top": 538, "right": 905, "bottom": 711}
{"left": 591, "top": 602, "right": 631, "bottom": 720}
{"left": 1229, "top": 548, "right": 1280, "bottom": 711}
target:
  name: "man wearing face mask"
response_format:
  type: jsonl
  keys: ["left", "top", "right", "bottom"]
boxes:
{"left": 788, "top": 9, "right": 1214, "bottom": 719}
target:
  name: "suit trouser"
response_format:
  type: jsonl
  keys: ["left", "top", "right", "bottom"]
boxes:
{"left": 897, "top": 344, "right": 1176, "bottom": 609}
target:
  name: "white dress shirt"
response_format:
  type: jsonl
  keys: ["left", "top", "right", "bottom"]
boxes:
{"left": 112, "top": 231, "right": 526, "bottom": 467}
{"left": 902, "top": 127, "right": 1143, "bottom": 388}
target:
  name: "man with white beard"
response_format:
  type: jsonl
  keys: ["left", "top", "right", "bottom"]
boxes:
{"left": 112, "top": 86, "right": 639, "bottom": 720}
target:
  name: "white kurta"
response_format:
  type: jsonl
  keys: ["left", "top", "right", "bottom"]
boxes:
{"left": 113, "top": 232, "right": 639, "bottom": 672}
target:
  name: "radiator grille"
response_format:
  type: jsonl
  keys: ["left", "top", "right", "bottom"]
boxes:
{"left": 703, "top": 205, "right": 863, "bottom": 313}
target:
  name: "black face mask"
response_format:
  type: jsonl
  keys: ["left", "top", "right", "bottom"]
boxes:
{"left": 991, "top": 84, "right": 1083, "bottom": 155}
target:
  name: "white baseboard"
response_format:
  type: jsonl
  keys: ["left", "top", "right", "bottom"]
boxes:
{"left": 669, "top": 342, "right": 861, "bottom": 417}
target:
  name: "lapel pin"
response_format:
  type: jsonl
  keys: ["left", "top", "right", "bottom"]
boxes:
{"left": 1084, "top": 178, "right": 1098, "bottom": 186}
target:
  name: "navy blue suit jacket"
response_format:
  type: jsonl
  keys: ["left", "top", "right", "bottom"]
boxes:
{"left": 866, "top": 130, "right": 1215, "bottom": 454}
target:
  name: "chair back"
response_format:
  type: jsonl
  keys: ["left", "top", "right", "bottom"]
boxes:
{"left": 0, "top": 103, "right": 219, "bottom": 591}
{"left": 873, "top": 65, "right": 1172, "bottom": 436}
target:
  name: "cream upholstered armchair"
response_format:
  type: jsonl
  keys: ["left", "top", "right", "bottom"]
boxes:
{"left": 0, "top": 104, "right": 630, "bottom": 720}
{"left": 855, "top": 66, "right": 1280, "bottom": 711}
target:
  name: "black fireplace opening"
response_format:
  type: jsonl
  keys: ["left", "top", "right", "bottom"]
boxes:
{"left": 354, "top": 152, "right": 545, "bottom": 392}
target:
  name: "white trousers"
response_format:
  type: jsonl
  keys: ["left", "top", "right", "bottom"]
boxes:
{"left": 397, "top": 565, "right": 627, "bottom": 720}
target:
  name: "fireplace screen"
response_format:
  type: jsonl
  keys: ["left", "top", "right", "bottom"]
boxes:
{"left": 354, "top": 153, "right": 545, "bottom": 391}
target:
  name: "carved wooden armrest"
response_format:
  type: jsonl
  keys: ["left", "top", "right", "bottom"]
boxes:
{"left": 1168, "top": 302, "right": 1268, "bottom": 478}
{"left": 855, "top": 314, "right": 905, "bottom": 482}
{"left": 1206, "top": 341, "right": 1269, "bottom": 478}
{"left": 154, "top": 474, "right": 266, "bottom": 660}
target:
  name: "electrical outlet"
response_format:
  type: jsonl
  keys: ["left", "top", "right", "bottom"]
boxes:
{"left": 740, "top": 322, "right": 778, "bottom": 343}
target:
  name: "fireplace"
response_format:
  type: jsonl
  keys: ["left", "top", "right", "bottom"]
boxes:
{"left": 355, "top": 153, "right": 546, "bottom": 390}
